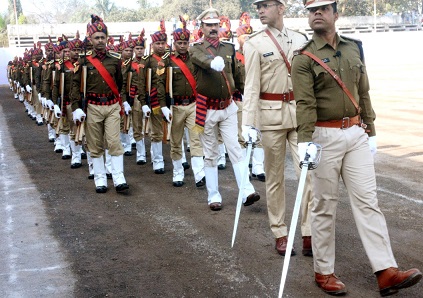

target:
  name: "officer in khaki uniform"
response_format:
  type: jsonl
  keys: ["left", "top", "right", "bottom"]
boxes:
{"left": 162, "top": 16, "right": 205, "bottom": 188}
{"left": 235, "top": 12, "right": 266, "bottom": 182}
{"left": 292, "top": 0, "right": 422, "bottom": 295}
{"left": 242, "top": 0, "right": 313, "bottom": 256}
{"left": 71, "top": 14, "right": 129, "bottom": 194}
{"left": 190, "top": 7, "right": 260, "bottom": 211}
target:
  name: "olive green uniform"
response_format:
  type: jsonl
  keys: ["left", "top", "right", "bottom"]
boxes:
{"left": 190, "top": 39, "right": 256, "bottom": 205}
{"left": 291, "top": 33, "right": 396, "bottom": 275}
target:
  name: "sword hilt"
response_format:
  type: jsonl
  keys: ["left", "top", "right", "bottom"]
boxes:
{"left": 300, "top": 143, "right": 322, "bottom": 170}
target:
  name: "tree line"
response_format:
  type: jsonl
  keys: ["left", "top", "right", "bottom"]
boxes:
{"left": 1, "top": 0, "right": 422, "bottom": 27}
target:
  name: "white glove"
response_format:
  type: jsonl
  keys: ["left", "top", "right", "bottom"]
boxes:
{"left": 368, "top": 136, "right": 377, "bottom": 156}
{"left": 46, "top": 99, "right": 54, "bottom": 110}
{"left": 161, "top": 106, "right": 171, "bottom": 122}
{"left": 26, "top": 85, "right": 32, "bottom": 93}
{"left": 123, "top": 101, "right": 132, "bottom": 115}
{"left": 72, "top": 108, "right": 86, "bottom": 123}
{"left": 142, "top": 105, "right": 151, "bottom": 117}
{"left": 53, "top": 104, "right": 62, "bottom": 118}
{"left": 298, "top": 142, "right": 318, "bottom": 163}
{"left": 210, "top": 56, "right": 225, "bottom": 72}
{"left": 16, "top": 81, "right": 20, "bottom": 88}
{"left": 241, "top": 125, "right": 257, "bottom": 143}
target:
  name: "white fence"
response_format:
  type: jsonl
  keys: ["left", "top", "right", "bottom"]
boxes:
{"left": 7, "top": 15, "right": 421, "bottom": 48}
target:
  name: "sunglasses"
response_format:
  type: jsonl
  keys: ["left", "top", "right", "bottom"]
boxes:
{"left": 255, "top": 3, "right": 280, "bottom": 10}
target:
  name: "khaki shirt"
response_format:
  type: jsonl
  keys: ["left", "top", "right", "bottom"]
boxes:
{"left": 242, "top": 26, "right": 307, "bottom": 130}
{"left": 291, "top": 33, "right": 375, "bottom": 142}
{"left": 71, "top": 50, "right": 123, "bottom": 111}
{"left": 190, "top": 39, "right": 240, "bottom": 100}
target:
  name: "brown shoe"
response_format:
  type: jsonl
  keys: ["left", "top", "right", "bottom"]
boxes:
{"left": 315, "top": 273, "right": 347, "bottom": 295}
{"left": 209, "top": 202, "right": 222, "bottom": 211}
{"left": 302, "top": 236, "right": 313, "bottom": 257}
{"left": 244, "top": 192, "right": 260, "bottom": 206}
{"left": 275, "top": 236, "right": 296, "bottom": 256}
{"left": 376, "top": 267, "right": 422, "bottom": 296}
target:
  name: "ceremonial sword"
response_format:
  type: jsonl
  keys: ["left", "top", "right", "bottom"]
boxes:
{"left": 278, "top": 142, "right": 322, "bottom": 298}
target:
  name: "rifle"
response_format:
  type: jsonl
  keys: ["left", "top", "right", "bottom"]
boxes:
{"left": 28, "top": 61, "right": 33, "bottom": 103}
{"left": 122, "top": 58, "right": 133, "bottom": 134}
{"left": 162, "top": 66, "right": 173, "bottom": 144}
{"left": 143, "top": 68, "right": 152, "bottom": 136}
{"left": 47, "top": 52, "right": 57, "bottom": 123}
{"left": 75, "top": 47, "right": 87, "bottom": 145}
{"left": 55, "top": 52, "right": 65, "bottom": 135}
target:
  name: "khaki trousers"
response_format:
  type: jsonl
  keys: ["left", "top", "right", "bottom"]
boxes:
{"left": 170, "top": 103, "right": 203, "bottom": 160}
{"left": 262, "top": 128, "right": 312, "bottom": 239}
{"left": 311, "top": 125, "right": 397, "bottom": 274}
{"left": 85, "top": 102, "right": 124, "bottom": 158}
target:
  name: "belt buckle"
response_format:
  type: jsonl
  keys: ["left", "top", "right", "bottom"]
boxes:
{"left": 341, "top": 117, "right": 350, "bottom": 129}
{"left": 99, "top": 97, "right": 108, "bottom": 103}
{"left": 182, "top": 98, "right": 190, "bottom": 105}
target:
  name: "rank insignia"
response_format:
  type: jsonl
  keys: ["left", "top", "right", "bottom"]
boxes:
{"left": 156, "top": 68, "right": 165, "bottom": 76}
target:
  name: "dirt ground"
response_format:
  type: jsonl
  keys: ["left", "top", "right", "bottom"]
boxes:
{"left": 1, "top": 81, "right": 422, "bottom": 298}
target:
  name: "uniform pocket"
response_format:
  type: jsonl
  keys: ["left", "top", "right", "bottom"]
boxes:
{"left": 347, "top": 58, "right": 365, "bottom": 83}
{"left": 259, "top": 100, "right": 282, "bottom": 126}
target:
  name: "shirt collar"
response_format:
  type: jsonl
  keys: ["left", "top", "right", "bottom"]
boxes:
{"left": 312, "top": 33, "right": 344, "bottom": 51}
{"left": 266, "top": 25, "right": 289, "bottom": 38}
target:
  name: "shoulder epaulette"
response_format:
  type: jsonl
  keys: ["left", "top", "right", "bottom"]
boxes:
{"left": 245, "top": 29, "right": 264, "bottom": 41}
{"left": 86, "top": 51, "right": 93, "bottom": 56}
{"left": 191, "top": 41, "right": 204, "bottom": 46}
{"left": 123, "top": 58, "right": 131, "bottom": 66}
{"left": 162, "top": 52, "right": 170, "bottom": 59}
{"left": 340, "top": 35, "right": 364, "bottom": 61}
{"left": 294, "top": 40, "right": 313, "bottom": 56}
{"left": 287, "top": 28, "right": 308, "bottom": 40}
{"left": 221, "top": 40, "right": 235, "bottom": 46}
{"left": 141, "top": 55, "right": 149, "bottom": 60}
{"left": 340, "top": 35, "right": 362, "bottom": 45}
{"left": 107, "top": 51, "right": 121, "bottom": 60}
{"left": 58, "top": 59, "right": 64, "bottom": 65}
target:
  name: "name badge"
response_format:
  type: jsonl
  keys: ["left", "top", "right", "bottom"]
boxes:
{"left": 263, "top": 52, "right": 274, "bottom": 57}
